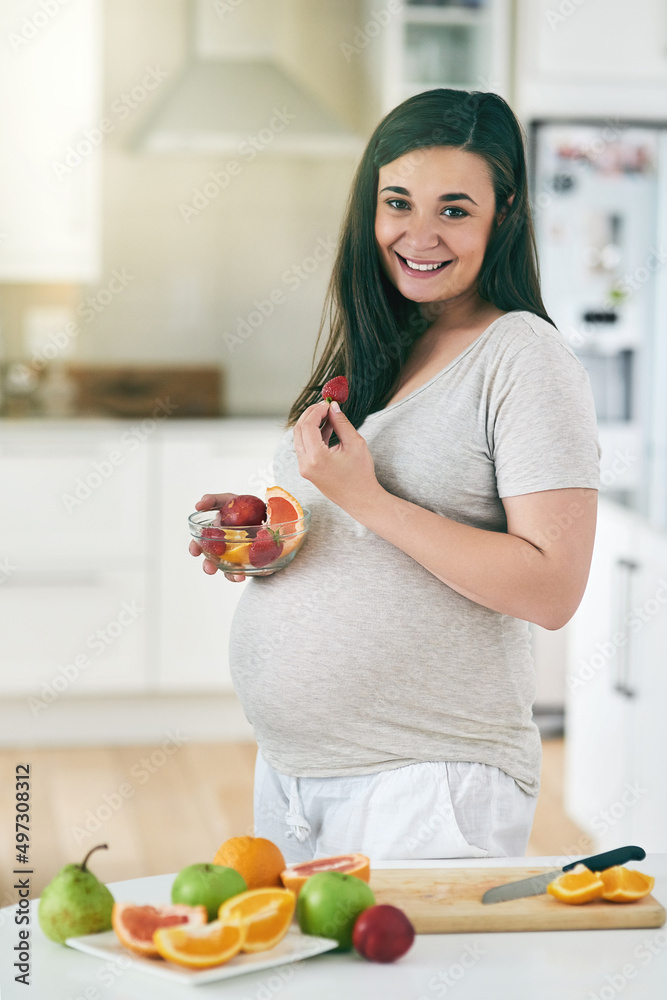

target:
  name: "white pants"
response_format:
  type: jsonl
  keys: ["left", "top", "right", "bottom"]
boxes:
{"left": 253, "top": 749, "right": 538, "bottom": 864}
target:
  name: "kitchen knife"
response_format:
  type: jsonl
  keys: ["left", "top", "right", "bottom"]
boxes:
{"left": 481, "top": 845, "right": 646, "bottom": 904}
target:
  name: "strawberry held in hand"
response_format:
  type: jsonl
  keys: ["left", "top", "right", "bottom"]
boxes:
{"left": 321, "top": 375, "right": 348, "bottom": 405}
{"left": 249, "top": 526, "right": 284, "bottom": 568}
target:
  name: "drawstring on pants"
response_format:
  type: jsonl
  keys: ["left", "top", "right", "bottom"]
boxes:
{"left": 285, "top": 777, "right": 311, "bottom": 842}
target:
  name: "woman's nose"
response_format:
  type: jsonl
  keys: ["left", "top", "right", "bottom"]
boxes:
{"left": 403, "top": 213, "right": 441, "bottom": 251}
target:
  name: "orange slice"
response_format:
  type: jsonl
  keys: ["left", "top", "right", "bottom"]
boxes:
{"left": 281, "top": 853, "right": 370, "bottom": 896}
{"left": 222, "top": 543, "right": 252, "bottom": 565}
{"left": 546, "top": 865, "right": 605, "bottom": 905}
{"left": 111, "top": 903, "right": 207, "bottom": 958}
{"left": 220, "top": 529, "right": 251, "bottom": 565}
{"left": 153, "top": 919, "right": 245, "bottom": 969}
{"left": 218, "top": 888, "right": 295, "bottom": 953}
{"left": 265, "top": 486, "right": 305, "bottom": 556}
{"left": 599, "top": 866, "right": 655, "bottom": 903}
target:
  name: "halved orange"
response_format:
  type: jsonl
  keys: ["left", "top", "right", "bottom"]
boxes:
{"left": 546, "top": 865, "right": 605, "bottom": 905}
{"left": 281, "top": 853, "right": 371, "bottom": 896}
{"left": 154, "top": 919, "right": 245, "bottom": 969}
{"left": 218, "top": 888, "right": 295, "bottom": 952}
{"left": 599, "top": 866, "right": 655, "bottom": 903}
{"left": 265, "top": 487, "right": 304, "bottom": 555}
{"left": 111, "top": 903, "right": 207, "bottom": 957}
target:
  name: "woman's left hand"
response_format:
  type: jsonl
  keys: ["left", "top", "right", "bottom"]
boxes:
{"left": 293, "top": 399, "right": 383, "bottom": 518}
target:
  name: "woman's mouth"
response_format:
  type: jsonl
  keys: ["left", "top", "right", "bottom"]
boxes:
{"left": 395, "top": 253, "right": 453, "bottom": 277}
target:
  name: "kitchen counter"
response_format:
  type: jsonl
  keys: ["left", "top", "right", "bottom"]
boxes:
{"left": 0, "top": 415, "right": 285, "bottom": 426}
{"left": 1, "top": 855, "right": 665, "bottom": 999}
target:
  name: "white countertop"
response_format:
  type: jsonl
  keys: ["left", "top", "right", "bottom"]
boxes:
{"left": 2, "top": 855, "right": 666, "bottom": 1000}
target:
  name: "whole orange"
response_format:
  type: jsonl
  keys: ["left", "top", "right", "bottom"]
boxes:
{"left": 212, "top": 836, "right": 286, "bottom": 890}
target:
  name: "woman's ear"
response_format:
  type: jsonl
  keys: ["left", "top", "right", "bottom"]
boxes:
{"left": 497, "top": 192, "right": 516, "bottom": 224}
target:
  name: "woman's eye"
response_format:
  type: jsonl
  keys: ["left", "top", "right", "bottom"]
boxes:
{"left": 381, "top": 200, "right": 468, "bottom": 217}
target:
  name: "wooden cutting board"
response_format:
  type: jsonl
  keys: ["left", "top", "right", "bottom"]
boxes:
{"left": 369, "top": 868, "right": 666, "bottom": 933}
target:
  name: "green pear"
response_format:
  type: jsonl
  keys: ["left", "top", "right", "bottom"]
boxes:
{"left": 38, "top": 843, "right": 115, "bottom": 944}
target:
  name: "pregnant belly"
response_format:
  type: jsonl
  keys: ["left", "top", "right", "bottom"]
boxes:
{"left": 228, "top": 558, "right": 521, "bottom": 728}
{"left": 229, "top": 571, "right": 377, "bottom": 709}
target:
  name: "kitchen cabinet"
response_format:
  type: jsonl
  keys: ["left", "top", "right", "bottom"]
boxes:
{"left": 564, "top": 499, "right": 639, "bottom": 846}
{"left": 565, "top": 498, "right": 667, "bottom": 852}
{"left": 0, "top": 419, "right": 284, "bottom": 705}
{"left": 530, "top": 621, "right": 568, "bottom": 709}
{"left": 515, "top": 0, "right": 667, "bottom": 120}
{"left": 0, "top": 422, "right": 151, "bottom": 699}
{"left": 626, "top": 521, "right": 667, "bottom": 851}
{"left": 0, "top": 0, "right": 101, "bottom": 281}
{"left": 0, "top": 422, "right": 150, "bottom": 563}
{"left": 2, "top": 570, "right": 148, "bottom": 701}
{"left": 155, "top": 420, "right": 285, "bottom": 693}
{"left": 363, "top": 0, "right": 512, "bottom": 123}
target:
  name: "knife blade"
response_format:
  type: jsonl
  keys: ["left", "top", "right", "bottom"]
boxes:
{"left": 481, "top": 845, "right": 646, "bottom": 904}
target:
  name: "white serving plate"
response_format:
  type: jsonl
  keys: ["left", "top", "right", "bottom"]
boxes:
{"left": 66, "top": 925, "right": 338, "bottom": 986}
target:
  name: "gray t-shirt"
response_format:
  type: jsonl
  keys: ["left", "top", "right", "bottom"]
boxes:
{"left": 229, "top": 310, "right": 601, "bottom": 795}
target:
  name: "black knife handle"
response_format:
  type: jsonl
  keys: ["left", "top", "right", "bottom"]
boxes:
{"left": 562, "top": 845, "right": 646, "bottom": 872}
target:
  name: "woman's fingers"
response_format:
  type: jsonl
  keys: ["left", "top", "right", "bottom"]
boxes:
{"left": 292, "top": 402, "right": 318, "bottom": 456}
{"left": 224, "top": 572, "right": 246, "bottom": 582}
{"left": 190, "top": 537, "right": 221, "bottom": 575}
{"left": 195, "top": 492, "right": 238, "bottom": 511}
{"left": 319, "top": 413, "right": 334, "bottom": 446}
{"left": 296, "top": 400, "right": 333, "bottom": 461}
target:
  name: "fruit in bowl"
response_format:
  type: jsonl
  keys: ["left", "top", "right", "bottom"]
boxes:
{"left": 215, "top": 494, "right": 267, "bottom": 527}
{"left": 189, "top": 487, "right": 310, "bottom": 577}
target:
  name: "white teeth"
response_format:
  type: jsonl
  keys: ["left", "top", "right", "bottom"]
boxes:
{"left": 404, "top": 257, "right": 448, "bottom": 271}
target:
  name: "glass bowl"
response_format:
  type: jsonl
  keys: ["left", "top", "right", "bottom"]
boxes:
{"left": 188, "top": 508, "right": 311, "bottom": 576}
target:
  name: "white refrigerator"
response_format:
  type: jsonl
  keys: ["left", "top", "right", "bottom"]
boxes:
{"left": 529, "top": 120, "right": 667, "bottom": 531}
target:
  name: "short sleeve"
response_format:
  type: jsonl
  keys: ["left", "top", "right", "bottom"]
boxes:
{"left": 489, "top": 337, "right": 601, "bottom": 498}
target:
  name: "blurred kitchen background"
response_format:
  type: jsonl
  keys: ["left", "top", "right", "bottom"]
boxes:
{"left": 2, "top": 0, "right": 667, "bottom": 895}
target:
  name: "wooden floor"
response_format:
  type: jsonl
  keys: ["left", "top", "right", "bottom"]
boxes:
{"left": 1, "top": 739, "right": 592, "bottom": 901}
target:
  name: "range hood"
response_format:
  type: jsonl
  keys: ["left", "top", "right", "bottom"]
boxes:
{"left": 135, "top": 0, "right": 363, "bottom": 157}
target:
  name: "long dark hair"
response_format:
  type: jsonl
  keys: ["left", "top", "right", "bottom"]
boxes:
{"left": 286, "top": 88, "right": 554, "bottom": 432}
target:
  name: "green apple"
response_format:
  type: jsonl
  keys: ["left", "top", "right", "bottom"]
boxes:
{"left": 296, "top": 871, "right": 375, "bottom": 951}
{"left": 171, "top": 863, "right": 246, "bottom": 921}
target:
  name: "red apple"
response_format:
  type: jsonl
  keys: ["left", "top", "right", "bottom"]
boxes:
{"left": 352, "top": 904, "right": 415, "bottom": 963}
{"left": 218, "top": 494, "right": 266, "bottom": 527}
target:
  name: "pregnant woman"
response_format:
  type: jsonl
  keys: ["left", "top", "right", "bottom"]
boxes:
{"left": 190, "top": 89, "right": 600, "bottom": 862}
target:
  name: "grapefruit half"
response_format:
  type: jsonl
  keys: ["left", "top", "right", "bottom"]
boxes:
{"left": 280, "top": 853, "right": 370, "bottom": 895}
{"left": 111, "top": 902, "right": 207, "bottom": 957}
{"left": 265, "top": 486, "right": 305, "bottom": 556}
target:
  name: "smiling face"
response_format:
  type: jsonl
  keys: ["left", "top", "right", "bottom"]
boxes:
{"left": 375, "top": 145, "right": 505, "bottom": 307}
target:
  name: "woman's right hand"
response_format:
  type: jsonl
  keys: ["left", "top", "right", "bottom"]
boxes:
{"left": 189, "top": 493, "right": 247, "bottom": 582}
